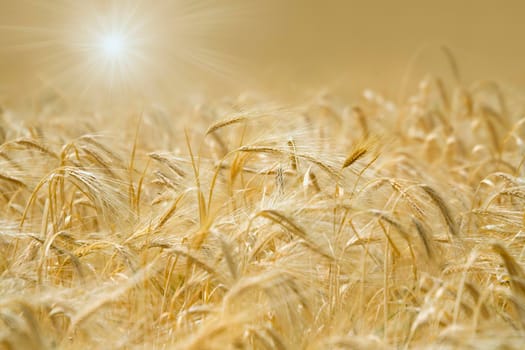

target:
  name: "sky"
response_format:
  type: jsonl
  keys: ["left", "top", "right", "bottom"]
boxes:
{"left": 0, "top": 0, "right": 524, "bottom": 104}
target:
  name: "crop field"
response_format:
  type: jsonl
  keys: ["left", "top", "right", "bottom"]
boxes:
{"left": 1, "top": 1, "right": 525, "bottom": 349}
{"left": 1, "top": 76, "right": 524, "bottom": 349}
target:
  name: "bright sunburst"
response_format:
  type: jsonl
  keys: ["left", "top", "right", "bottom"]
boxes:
{"left": 0, "top": 0, "right": 246, "bottom": 106}
{"left": 99, "top": 32, "right": 128, "bottom": 62}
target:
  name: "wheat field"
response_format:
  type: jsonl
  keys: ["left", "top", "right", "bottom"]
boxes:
{"left": 2, "top": 1, "right": 525, "bottom": 349}
{"left": 0, "top": 75, "right": 524, "bottom": 349}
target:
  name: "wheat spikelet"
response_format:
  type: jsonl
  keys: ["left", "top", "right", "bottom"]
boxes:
{"left": 0, "top": 172, "right": 27, "bottom": 188}
{"left": 342, "top": 147, "right": 367, "bottom": 169}
{"left": 149, "top": 152, "right": 186, "bottom": 178}
{"left": 206, "top": 115, "right": 248, "bottom": 135}
{"left": 7, "top": 138, "right": 58, "bottom": 159}
{"left": 287, "top": 139, "right": 299, "bottom": 171}
{"left": 492, "top": 243, "right": 525, "bottom": 297}
{"left": 412, "top": 217, "right": 434, "bottom": 259}
{"left": 254, "top": 209, "right": 334, "bottom": 260}
{"left": 420, "top": 184, "right": 459, "bottom": 236}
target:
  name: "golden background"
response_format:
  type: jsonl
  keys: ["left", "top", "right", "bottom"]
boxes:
{"left": 1, "top": 0, "right": 524, "bottom": 101}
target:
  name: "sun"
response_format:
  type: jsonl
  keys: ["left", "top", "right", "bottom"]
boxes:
{"left": 100, "top": 32, "right": 128, "bottom": 62}
{"left": 84, "top": 28, "right": 137, "bottom": 91}
{"left": 0, "top": 0, "right": 244, "bottom": 105}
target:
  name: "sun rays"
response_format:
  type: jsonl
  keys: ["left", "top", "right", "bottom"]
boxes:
{"left": 0, "top": 0, "right": 249, "bottom": 105}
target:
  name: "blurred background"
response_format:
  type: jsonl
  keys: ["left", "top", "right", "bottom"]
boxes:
{"left": 1, "top": 0, "right": 525, "bottom": 106}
